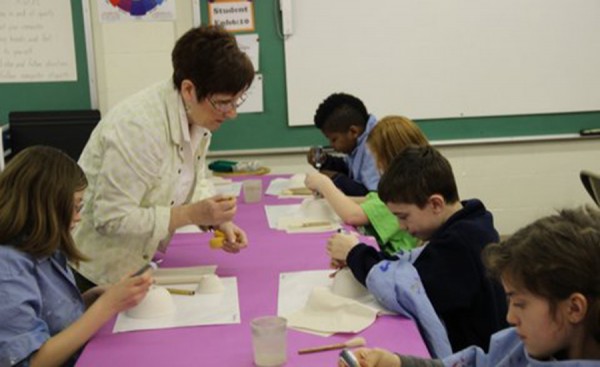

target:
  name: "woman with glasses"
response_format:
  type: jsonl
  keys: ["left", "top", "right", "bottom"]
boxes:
{"left": 71, "top": 25, "right": 255, "bottom": 290}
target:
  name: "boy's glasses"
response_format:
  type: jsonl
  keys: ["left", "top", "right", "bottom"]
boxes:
{"left": 208, "top": 93, "right": 247, "bottom": 113}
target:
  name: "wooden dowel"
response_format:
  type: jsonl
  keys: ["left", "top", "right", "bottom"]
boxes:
{"left": 298, "top": 342, "right": 344, "bottom": 354}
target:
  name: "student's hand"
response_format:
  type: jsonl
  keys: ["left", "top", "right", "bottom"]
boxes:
{"left": 96, "top": 272, "right": 153, "bottom": 315}
{"left": 304, "top": 172, "right": 332, "bottom": 192}
{"left": 187, "top": 195, "right": 237, "bottom": 226}
{"left": 339, "top": 348, "right": 401, "bottom": 367}
{"left": 327, "top": 232, "right": 361, "bottom": 261}
{"left": 307, "top": 147, "right": 327, "bottom": 168}
{"left": 217, "top": 221, "right": 248, "bottom": 253}
{"left": 330, "top": 258, "right": 346, "bottom": 269}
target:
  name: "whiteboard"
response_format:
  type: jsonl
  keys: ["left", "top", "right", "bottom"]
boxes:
{"left": 283, "top": 0, "right": 600, "bottom": 126}
{"left": 0, "top": 0, "right": 77, "bottom": 83}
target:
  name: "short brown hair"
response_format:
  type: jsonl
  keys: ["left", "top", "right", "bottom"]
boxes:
{"left": 172, "top": 25, "right": 255, "bottom": 100}
{"left": 0, "top": 146, "right": 88, "bottom": 263}
{"left": 483, "top": 206, "right": 600, "bottom": 342}
{"left": 378, "top": 146, "right": 459, "bottom": 207}
{"left": 366, "top": 115, "right": 429, "bottom": 172}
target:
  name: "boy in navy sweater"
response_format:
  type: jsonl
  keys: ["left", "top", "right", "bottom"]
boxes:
{"left": 326, "top": 146, "right": 507, "bottom": 352}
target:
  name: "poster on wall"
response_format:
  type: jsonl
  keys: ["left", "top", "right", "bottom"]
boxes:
{"left": 236, "top": 34, "right": 259, "bottom": 71}
{"left": 208, "top": 0, "right": 255, "bottom": 32}
{"left": 0, "top": 0, "right": 77, "bottom": 83}
{"left": 98, "top": 0, "right": 176, "bottom": 22}
{"left": 237, "top": 73, "right": 263, "bottom": 114}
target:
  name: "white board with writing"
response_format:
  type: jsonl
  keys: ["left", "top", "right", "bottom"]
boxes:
{"left": 283, "top": 0, "right": 600, "bottom": 126}
{"left": 0, "top": 0, "right": 77, "bottom": 83}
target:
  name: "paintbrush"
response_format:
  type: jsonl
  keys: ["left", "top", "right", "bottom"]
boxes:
{"left": 288, "top": 221, "right": 332, "bottom": 230}
{"left": 297, "top": 336, "right": 366, "bottom": 355}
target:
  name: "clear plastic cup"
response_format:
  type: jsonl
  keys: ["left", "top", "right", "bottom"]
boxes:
{"left": 251, "top": 316, "right": 287, "bottom": 367}
{"left": 243, "top": 179, "right": 262, "bottom": 203}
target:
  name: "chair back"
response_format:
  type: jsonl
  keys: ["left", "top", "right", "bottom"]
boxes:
{"left": 580, "top": 170, "right": 600, "bottom": 206}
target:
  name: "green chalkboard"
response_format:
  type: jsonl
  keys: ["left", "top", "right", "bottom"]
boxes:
{"left": 0, "top": 0, "right": 91, "bottom": 125}
{"left": 205, "top": 0, "right": 600, "bottom": 151}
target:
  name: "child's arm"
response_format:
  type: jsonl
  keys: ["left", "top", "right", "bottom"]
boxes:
{"left": 348, "top": 348, "right": 444, "bottom": 367}
{"left": 305, "top": 172, "right": 369, "bottom": 225}
{"left": 81, "top": 284, "right": 109, "bottom": 308}
{"left": 331, "top": 174, "right": 370, "bottom": 196}
{"left": 28, "top": 274, "right": 152, "bottom": 367}
{"left": 344, "top": 241, "right": 388, "bottom": 286}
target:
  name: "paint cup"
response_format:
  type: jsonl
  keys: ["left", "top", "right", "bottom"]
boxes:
{"left": 243, "top": 179, "right": 262, "bottom": 203}
{"left": 250, "top": 316, "right": 287, "bottom": 367}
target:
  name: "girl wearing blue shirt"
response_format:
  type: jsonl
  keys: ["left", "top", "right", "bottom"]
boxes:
{"left": 0, "top": 146, "right": 152, "bottom": 367}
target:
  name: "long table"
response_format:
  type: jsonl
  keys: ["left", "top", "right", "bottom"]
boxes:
{"left": 77, "top": 175, "right": 429, "bottom": 366}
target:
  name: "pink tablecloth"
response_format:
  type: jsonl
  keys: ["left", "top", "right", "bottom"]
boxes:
{"left": 76, "top": 175, "right": 429, "bottom": 366}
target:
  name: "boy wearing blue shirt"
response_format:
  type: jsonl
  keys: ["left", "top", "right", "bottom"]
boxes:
{"left": 307, "top": 93, "right": 380, "bottom": 196}
{"left": 344, "top": 206, "right": 600, "bottom": 367}
{"left": 326, "top": 146, "right": 507, "bottom": 352}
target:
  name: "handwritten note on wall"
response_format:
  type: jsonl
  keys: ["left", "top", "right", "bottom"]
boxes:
{"left": 0, "top": 0, "right": 77, "bottom": 83}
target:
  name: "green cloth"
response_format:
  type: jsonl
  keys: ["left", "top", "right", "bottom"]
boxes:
{"left": 359, "top": 192, "right": 418, "bottom": 255}
{"left": 208, "top": 160, "right": 238, "bottom": 172}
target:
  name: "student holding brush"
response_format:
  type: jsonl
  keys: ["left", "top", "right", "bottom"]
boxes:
{"left": 339, "top": 206, "right": 600, "bottom": 367}
{"left": 72, "top": 25, "right": 253, "bottom": 290}
{"left": 307, "top": 93, "right": 380, "bottom": 196}
{"left": 0, "top": 146, "right": 153, "bottom": 367}
{"left": 305, "top": 116, "right": 428, "bottom": 255}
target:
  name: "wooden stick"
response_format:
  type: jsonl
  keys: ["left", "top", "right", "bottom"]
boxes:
{"left": 286, "top": 187, "right": 313, "bottom": 195}
{"left": 166, "top": 288, "right": 195, "bottom": 296}
{"left": 289, "top": 221, "right": 332, "bottom": 229}
{"left": 297, "top": 337, "right": 366, "bottom": 355}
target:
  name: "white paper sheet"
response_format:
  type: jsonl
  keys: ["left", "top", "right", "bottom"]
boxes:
{"left": 113, "top": 277, "right": 239, "bottom": 333}
{"left": 214, "top": 182, "right": 242, "bottom": 197}
{"left": 264, "top": 198, "right": 342, "bottom": 233}
{"left": 265, "top": 174, "right": 310, "bottom": 198}
{"left": 175, "top": 225, "right": 203, "bottom": 234}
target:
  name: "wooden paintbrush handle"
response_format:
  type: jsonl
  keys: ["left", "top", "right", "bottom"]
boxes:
{"left": 297, "top": 342, "right": 344, "bottom": 354}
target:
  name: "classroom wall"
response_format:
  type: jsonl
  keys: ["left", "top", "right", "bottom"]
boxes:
{"left": 89, "top": 0, "right": 194, "bottom": 113}
{"left": 208, "top": 138, "right": 600, "bottom": 236}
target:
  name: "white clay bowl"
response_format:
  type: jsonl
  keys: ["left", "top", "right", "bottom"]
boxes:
{"left": 125, "top": 285, "right": 176, "bottom": 319}
{"left": 196, "top": 274, "right": 225, "bottom": 294}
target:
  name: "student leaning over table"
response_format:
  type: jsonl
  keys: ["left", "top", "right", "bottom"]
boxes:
{"left": 327, "top": 146, "right": 507, "bottom": 353}
{"left": 71, "top": 25, "right": 254, "bottom": 289}
{"left": 306, "top": 93, "right": 381, "bottom": 196}
{"left": 340, "top": 206, "right": 600, "bottom": 367}
{"left": 0, "top": 146, "right": 152, "bottom": 367}
{"left": 305, "top": 116, "right": 428, "bottom": 256}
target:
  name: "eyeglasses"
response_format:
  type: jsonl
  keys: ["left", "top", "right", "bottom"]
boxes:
{"left": 74, "top": 202, "right": 84, "bottom": 214}
{"left": 208, "top": 93, "right": 248, "bottom": 113}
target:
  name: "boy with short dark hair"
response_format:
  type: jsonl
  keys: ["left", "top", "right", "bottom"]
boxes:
{"left": 307, "top": 93, "right": 380, "bottom": 196}
{"left": 326, "top": 146, "right": 507, "bottom": 352}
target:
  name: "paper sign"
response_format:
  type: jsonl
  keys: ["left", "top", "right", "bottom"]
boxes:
{"left": 208, "top": 0, "right": 255, "bottom": 32}
{"left": 237, "top": 73, "right": 263, "bottom": 114}
{"left": 236, "top": 33, "right": 259, "bottom": 71}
